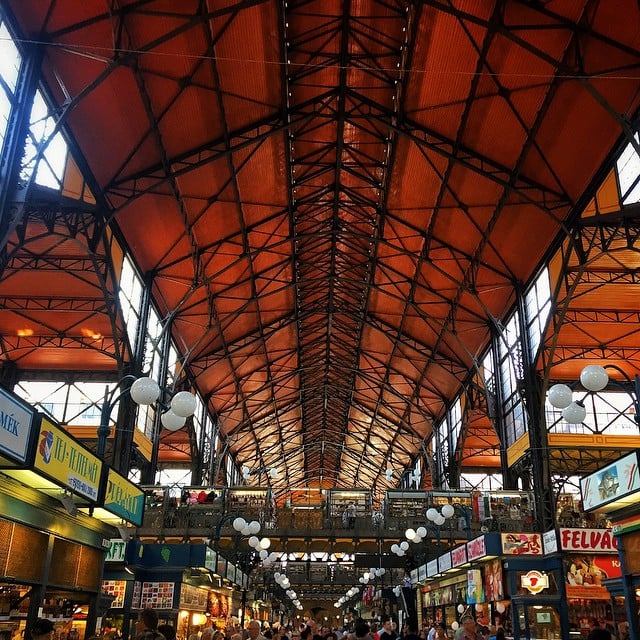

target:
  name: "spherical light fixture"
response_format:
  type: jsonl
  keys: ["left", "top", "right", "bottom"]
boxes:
{"left": 405, "top": 528, "right": 416, "bottom": 541}
{"left": 562, "top": 401, "right": 587, "bottom": 424}
{"left": 161, "top": 410, "right": 186, "bottom": 431}
{"left": 259, "top": 537, "right": 271, "bottom": 549}
{"left": 248, "top": 536, "right": 260, "bottom": 548}
{"left": 416, "top": 526, "right": 427, "bottom": 538}
{"left": 580, "top": 364, "right": 609, "bottom": 392}
{"left": 171, "top": 390, "right": 197, "bottom": 417}
{"left": 130, "top": 377, "right": 161, "bottom": 405}
{"left": 426, "top": 508, "right": 438, "bottom": 521}
{"left": 233, "top": 517, "right": 247, "bottom": 531}
{"left": 248, "top": 520, "right": 261, "bottom": 534}
{"left": 441, "top": 504, "right": 455, "bottom": 519}
{"left": 547, "top": 383, "right": 573, "bottom": 409}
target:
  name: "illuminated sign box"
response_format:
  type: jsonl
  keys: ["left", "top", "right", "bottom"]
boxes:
{"left": 580, "top": 451, "right": 640, "bottom": 513}
{"left": 0, "top": 387, "right": 36, "bottom": 466}
{"left": 89, "top": 467, "right": 145, "bottom": 526}
{"left": 4, "top": 414, "right": 102, "bottom": 505}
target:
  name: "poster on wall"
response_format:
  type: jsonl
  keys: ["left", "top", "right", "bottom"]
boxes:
{"left": 140, "top": 581, "right": 175, "bottom": 609}
{"left": 484, "top": 558, "right": 504, "bottom": 601}
{"left": 467, "top": 569, "right": 485, "bottom": 603}
{"left": 102, "top": 580, "right": 127, "bottom": 608}
{"left": 564, "top": 554, "right": 621, "bottom": 599}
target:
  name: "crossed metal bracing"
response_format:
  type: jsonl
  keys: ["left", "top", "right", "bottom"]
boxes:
{"left": 3, "top": 1, "right": 640, "bottom": 500}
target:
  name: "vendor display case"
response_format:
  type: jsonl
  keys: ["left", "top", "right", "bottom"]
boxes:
{"left": 225, "top": 487, "right": 275, "bottom": 523}
{"left": 384, "top": 490, "right": 430, "bottom": 531}
{"left": 327, "top": 488, "right": 372, "bottom": 516}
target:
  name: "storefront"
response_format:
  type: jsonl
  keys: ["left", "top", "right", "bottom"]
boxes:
{"left": 580, "top": 451, "right": 640, "bottom": 639}
{"left": 502, "top": 531, "right": 566, "bottom": 640}
{"left": 0, "top": 388, "right": 134, "bottom": 640}
{"left": 417, "top": 534, "right": 508, "bottom": 633}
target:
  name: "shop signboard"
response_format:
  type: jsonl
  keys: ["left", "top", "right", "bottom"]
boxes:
{"left": 438, "top": 551, "right": 452, "bottom": 573}
{"left": 418, "top": 564, "right": 427, "bottom": 581}
{"left": 105, "top": 538, "right": 127, "bottom": 562}
{"left": 501, "top": 532, "right": 542, "bottom": 555}
{"left": 580, "top": 451, "right": 640, "bottom": 512}
{"left": 427, "top": 559, "right": 438, "bottom": 577}
{"left": 102, "top": 579, "right": 127, "bottom": 608}
{"left": 101, "top": 467, "right": 145, "bottom": 526}
{"left": 451, "top": 545, "right": 467, "bottom": 568}
{"left": 33, "top": 415, "right": 101, "bottom": 501}
{"left": 558, "top": 528, "right": 618, "bottom": 553}
{"left": 0, "top": 387, "right": 35, "bottom": 465}
{"left": 467, "top": 535, "right": 486, "bottom": 561}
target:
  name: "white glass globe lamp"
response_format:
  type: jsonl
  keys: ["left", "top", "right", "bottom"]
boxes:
{"left": 562, "top": 401, "right": 587, "bottom": 424}
{"left": 130, "top": 377, "right": 161, "bottom": 405}
{"left": 547, "top": 383, "right": 573, "bottom": 409}
{"left": 580, "top": 365, "right": 609, "bottom": 392}
{"left": 171, "top": 390, "right": 197, "bottom": 417}
{"left": 161, "top": 410, "right": 186, "bottom": 431}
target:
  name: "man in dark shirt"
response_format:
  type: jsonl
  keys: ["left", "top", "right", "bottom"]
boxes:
{"left": 379, "top": 617, "right": 397, "bottom": 640}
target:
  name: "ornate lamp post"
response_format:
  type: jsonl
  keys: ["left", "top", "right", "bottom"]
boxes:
{"left": 547, "top": 364, "right": 640, "bottom": 426}
{"left": 96, "top": 375, "right": 196, "bottom": 458}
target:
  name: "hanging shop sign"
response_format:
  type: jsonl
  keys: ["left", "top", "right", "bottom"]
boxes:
{"left": 438, "top": 551, "right": 452, "bottom": 573}
{"left": 451, "top": 545, "right": 468, "bottom": 568}
{"left": 467, "top": 535, "right": 487, "bottom": 561}
{"left": 427, "top": 559, "right": 439, "bottom": 577}
{"left": 484, "top": 558, "right": 504, "bottom": 601}
{"left": 580, "top": 451, "right": 640, "bottom": 513}
{"left": 558, "top": 528, "right": 618, "bottom": 553}
{"left": 501, "top": 532, "right": 542, "bottom": 555}
{"left": 0, "top": 387, "right": 36, "bottom": 465}
{"left": 467, "top": 569, "right": 485, "bottom": 603}
{"left": 100, "top": 467, "right": 145, "bottom": 526}
{"left": 520, "top": 570, "right": 549, "bottom": 594}
{"left": 33, "top": 416, "right": 101, "bottom": 501}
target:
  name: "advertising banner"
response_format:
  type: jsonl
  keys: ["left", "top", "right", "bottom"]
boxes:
{"left": 484, "top": 557, "right": 504, "bottom": 601}
{"left": 580, "top": 452, "right": 640, "bottom": 512}
{"left": 501, "top": 532, "right": 542, "bottom": 555}
{"left": 564, "top": 554, "right": 621, "bottom": 599}
{"left": 34, "top": 416, "right": 101, "bottom": 501}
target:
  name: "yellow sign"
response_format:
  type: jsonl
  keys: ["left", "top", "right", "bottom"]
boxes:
{"left": 105, "top": 468, "right": 145, "bottom": 525}
{"left": 521, "top": 570, "right": 549, "bottom": 594}
{"left": 34, "top": 417, "right": 101, "bottom": 501}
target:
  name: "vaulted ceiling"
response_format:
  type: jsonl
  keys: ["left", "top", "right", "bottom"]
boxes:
{"left": 2, "top": 1, "right": 640, "bottom": 500}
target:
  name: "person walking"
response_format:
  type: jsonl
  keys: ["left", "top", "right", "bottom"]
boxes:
{"left": 134, "top": 608, "right": 166, "bottom": 640}
{"left": 247, "top": 621, "right": 267, "bottom": 640}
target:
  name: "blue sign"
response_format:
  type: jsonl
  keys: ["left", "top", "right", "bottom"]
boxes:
{"left": 0, "top": 387, "right": 35, "bottom": 464}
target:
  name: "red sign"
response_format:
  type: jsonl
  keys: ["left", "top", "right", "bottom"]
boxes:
{"left": 559, "top": 528, "right": 618, "bottom": 553}
{"left": 467, "top": 536, "right": 486, "bottom": 561}
{"left": 451, "top": 546, "right": 467, "bottom": 567}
